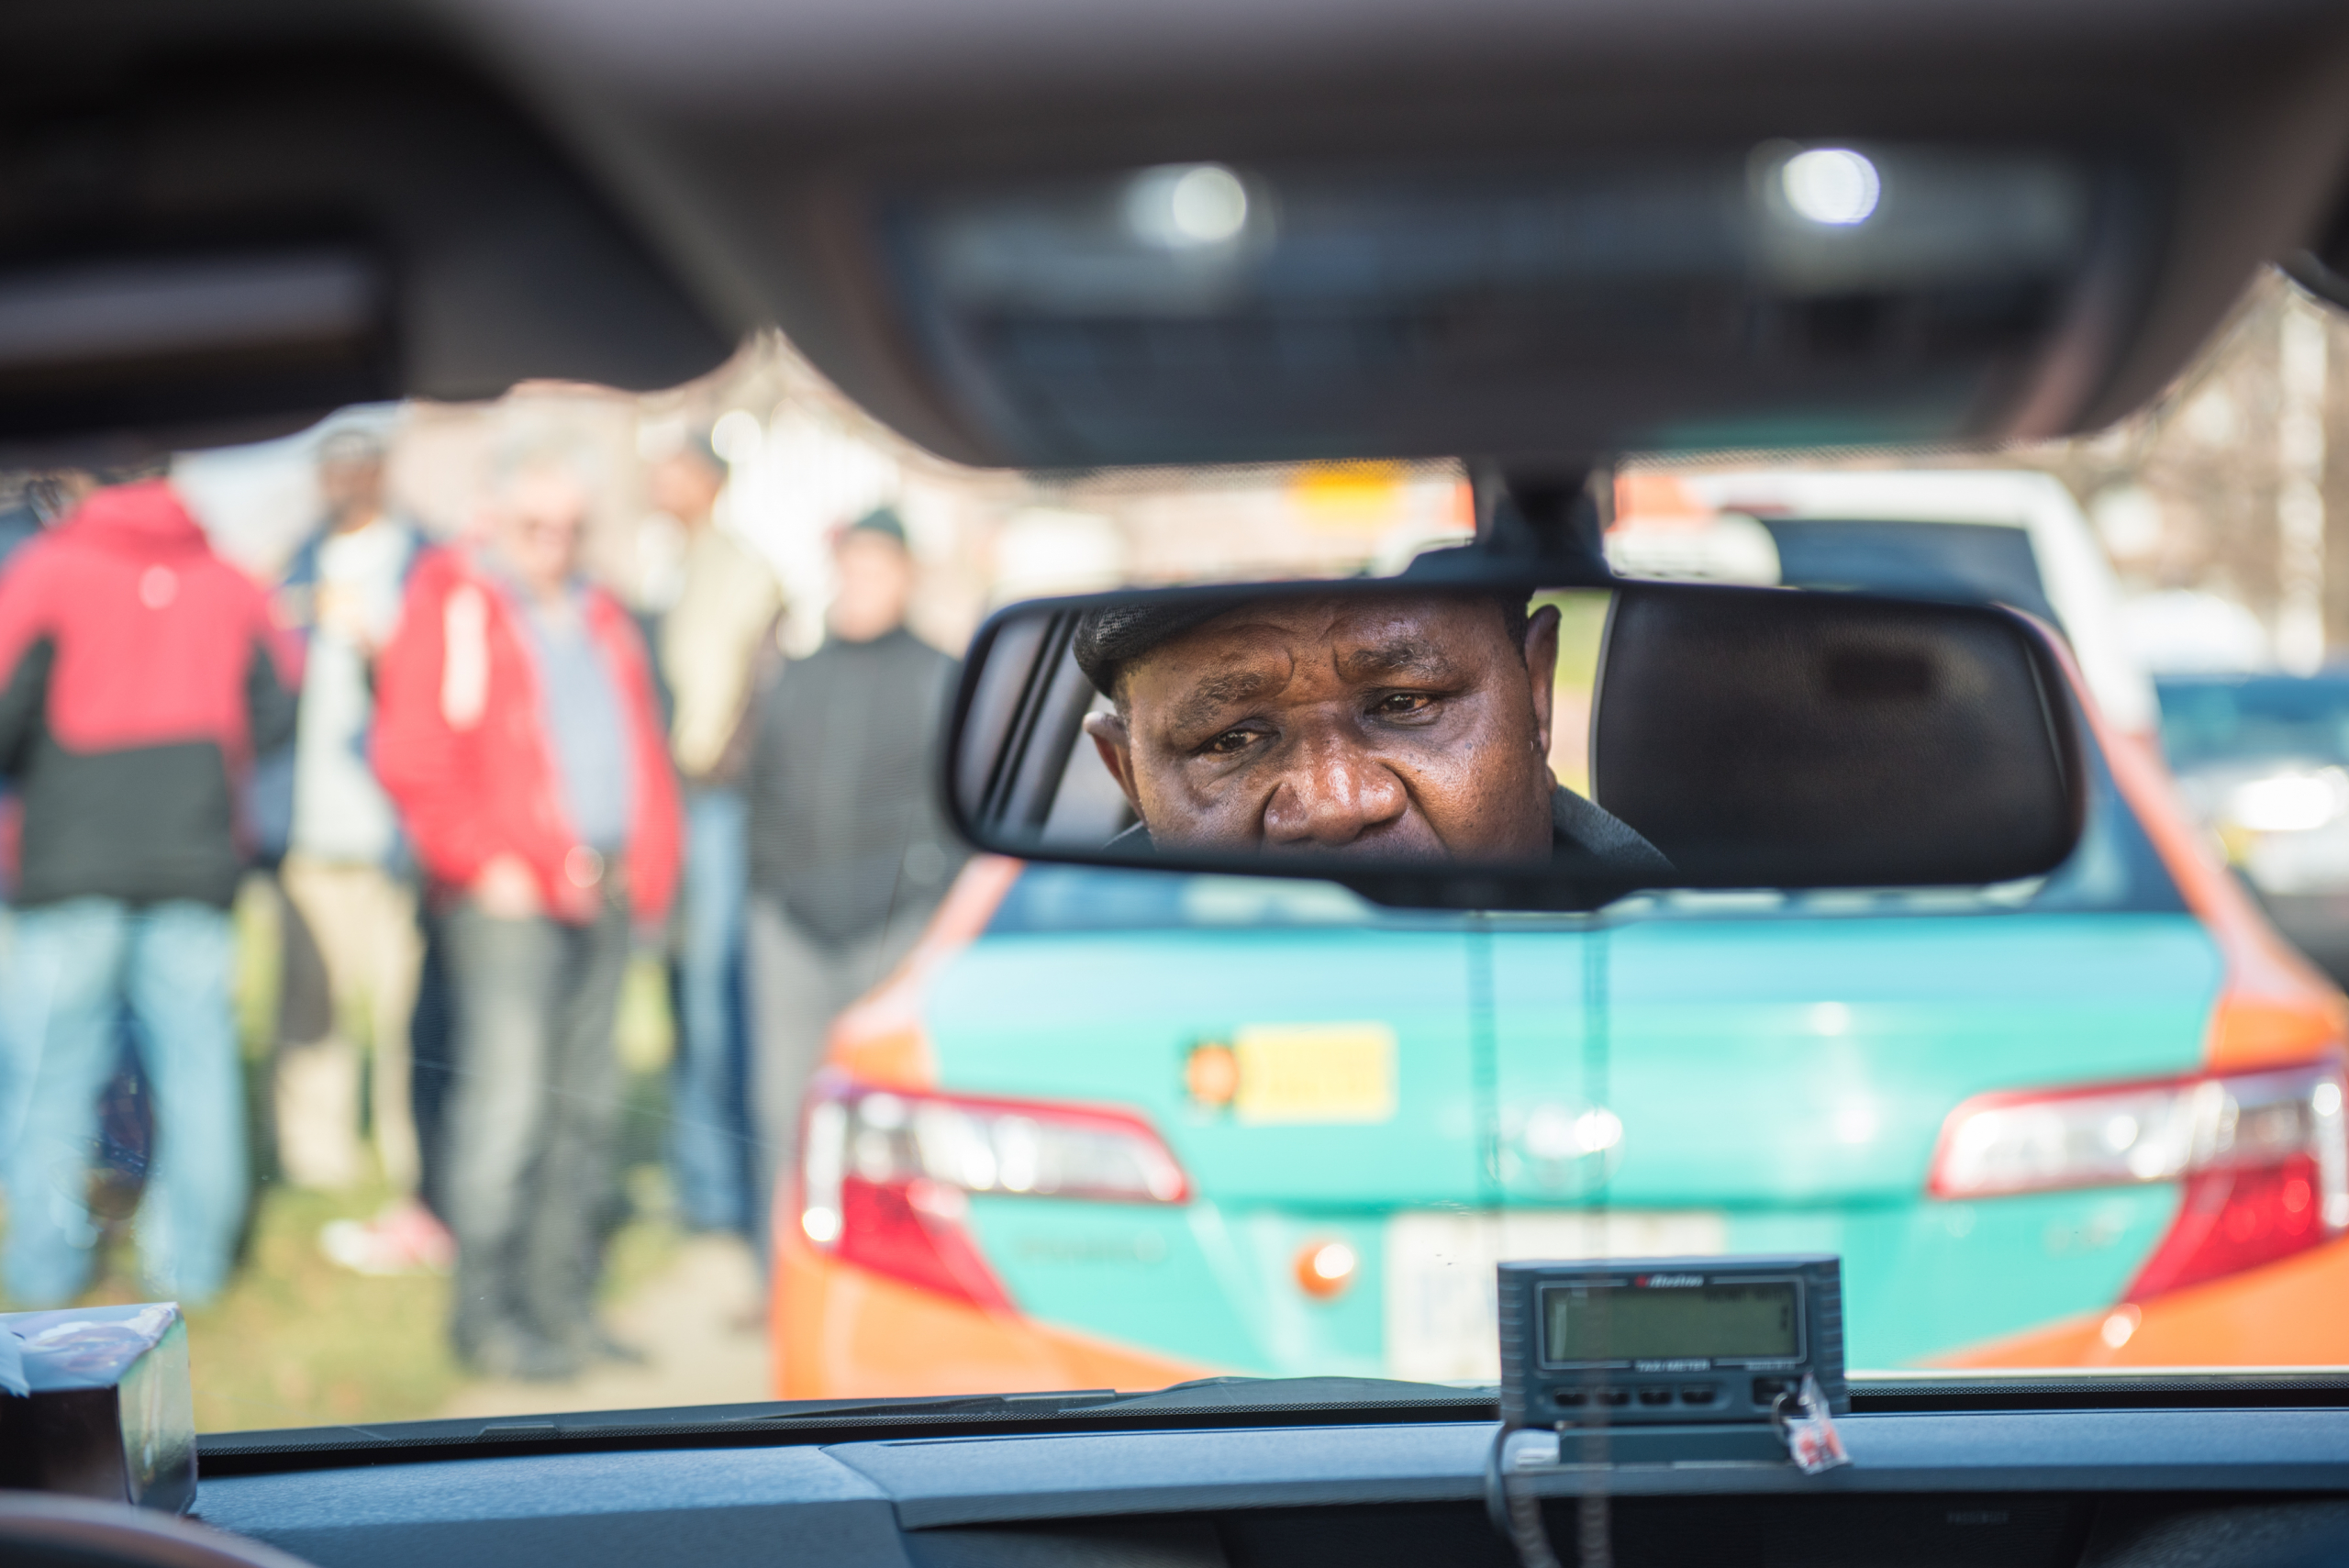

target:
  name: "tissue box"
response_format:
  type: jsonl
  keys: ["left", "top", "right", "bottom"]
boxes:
{"left": 0, "top": 1302, "right": 196, "bottom": 1512}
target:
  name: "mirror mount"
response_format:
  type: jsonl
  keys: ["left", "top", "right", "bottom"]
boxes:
{"left": 1464, "top": 461, "right": 1616, "bottom": 584}
{"left": 1397, "top": 461, "right": 1618, "bottom": 588}
{"left": 2283, "top": 250, "right": 2349, "bottom": 314}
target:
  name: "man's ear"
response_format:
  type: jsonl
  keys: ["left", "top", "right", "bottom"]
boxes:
{"left": 1522, "top": 604, "right": 1562, "bottom": 762}
{"left": 1083, "top": 710, "right": 1147, "bottom": 817}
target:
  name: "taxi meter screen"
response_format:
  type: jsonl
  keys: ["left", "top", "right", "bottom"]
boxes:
{"left": 1542, "top": 1280, "right": 1798, "bottom": 1362}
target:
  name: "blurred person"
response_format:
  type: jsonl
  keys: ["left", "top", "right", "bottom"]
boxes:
{"left": 0, "top": 486, "right": 44, "bottom": 573}
{"left": 400, "top": 500, "right": 509, "bottom": 1228}
{"left": 0, "top": 483, "right": 25, "bottom": 897}
{"left": 0, "top": 479, "right": 53, "bottom": 906}
{"left": 744, "top": 507, "right": 963, "bottom": 1256}
{"left": 0, "top": 469, "right": 155, "bottom": 1229}
{"left": 372, "top": 442, "right": 680, "bottom": 1379}
{"left": 0, "top": 473, "right": 97, "bottom": 898}
{"left": 263, "top": 432, "right": 431, "bottom": 1189}
{"left": 647, "top": 430, "right": 783, "bottom": 1237}
{"left": 0, "top": 473, "right": 93, "bottom": 578}
{"left": 0, "top": 474, "right": 301, "bottom": 1307}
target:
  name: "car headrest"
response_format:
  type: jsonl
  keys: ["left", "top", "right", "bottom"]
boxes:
{"left": 1591, "top": 584, "right": 2083, "bottom": 888}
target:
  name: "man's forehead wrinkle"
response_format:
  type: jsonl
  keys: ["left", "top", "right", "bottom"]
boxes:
{"left": 1335, "top": 631, "right": 1459, "bottom": 681}
{"left": 1131, "top": 630, "right": 1301, "bottom": 734}
{"left": 1127, "top": 595, "right": 1493, "bottom": 738}
{"left": 1166, "top": 666, "right": 1278, "bottom": 731}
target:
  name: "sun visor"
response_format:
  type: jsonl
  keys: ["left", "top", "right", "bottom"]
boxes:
{"left": 0, "top": 50, "right": 734, "bottom": 462}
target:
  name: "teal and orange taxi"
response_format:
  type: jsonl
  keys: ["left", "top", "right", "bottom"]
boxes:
{"left": 770, "top": 675, "right": 2349, "bottom": 1396}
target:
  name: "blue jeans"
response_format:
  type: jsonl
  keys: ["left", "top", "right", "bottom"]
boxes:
{"left": 0, "top": 899, "right": 248, "bottom": 1306}
{"left": 668, "top": 787, "right": 751, "bottom": 1233}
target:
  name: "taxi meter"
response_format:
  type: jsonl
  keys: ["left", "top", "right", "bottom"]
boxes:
{"left": 1487, "top": 1257, "right": 1854, "bottom": 1567}
{"left": 1497, "top": 1254, "right": 1849, "bottom": 1439}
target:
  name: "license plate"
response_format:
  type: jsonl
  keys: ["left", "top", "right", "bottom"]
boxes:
{"left": 1232, "top": 1022, "right": 1397, "bottom": 1125}
{"left": 1383, "top": 1209, "right": 1729, "bottom": 1383}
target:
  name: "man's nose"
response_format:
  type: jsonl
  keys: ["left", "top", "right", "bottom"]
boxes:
{"left": 1261, "top": 734, "right": 1408, "bottom": 846}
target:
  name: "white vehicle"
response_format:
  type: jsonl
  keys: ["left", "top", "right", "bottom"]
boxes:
{"left": 1612, "top": 469, "right": 2159, "bottom": 739}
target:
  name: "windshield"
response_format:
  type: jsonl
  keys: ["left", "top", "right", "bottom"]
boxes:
{"left": 2, "top": 277, "right": 2344, "bottom": 1438}
{"left": 1760, "top": 518, "right": 2063, "bottom": 626}
{"left": 2157, "top": 674, "right": 2349, "bottom": 770}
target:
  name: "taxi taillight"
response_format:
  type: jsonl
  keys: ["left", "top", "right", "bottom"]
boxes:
{"left": 797, "top": 1073, "right": 1188, "bottom": 1307}
{"left": 1928, "top": 1059, "right": 2349, "bottom": 1300}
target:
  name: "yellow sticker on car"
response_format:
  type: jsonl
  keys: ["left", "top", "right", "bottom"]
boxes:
{"left": 1232, "top": 1023, "right": 1397, "bottom": 1125}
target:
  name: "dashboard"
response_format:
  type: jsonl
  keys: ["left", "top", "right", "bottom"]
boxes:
{"left": 188, "top": 1391, "right": 2349, "bottom": 1568}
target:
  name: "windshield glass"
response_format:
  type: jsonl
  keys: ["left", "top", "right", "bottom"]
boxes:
{"left": 1, "top": 277, "right": 2343, "bottom": 1436}
{"left": 2157, "top": 674, "right": 2349, "bottom": 769}
{"left": 1760, "top": 518, "right": 2062, "bottom": 625}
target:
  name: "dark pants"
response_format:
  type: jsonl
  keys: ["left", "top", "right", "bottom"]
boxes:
{"left": 410, "top": 906, "right": 452, "bottom": 1220}
{"left": 745, "top": 896, "right": 926, "bottom": 1262}
{"left": 667, "top": 786, "right": 752, "bottom": 1233}
{"left": 441, "top": 898, "right": 630, "bottom": 1362}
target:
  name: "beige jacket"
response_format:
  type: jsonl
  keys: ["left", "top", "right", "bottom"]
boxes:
{"left": 659, "top": 526, "right": 785, "bottom": 784}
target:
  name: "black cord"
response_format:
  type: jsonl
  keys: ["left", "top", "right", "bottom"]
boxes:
{"left": 1483, "top": 1421, "right": 1514, "bottom": 1540}
{"left": 1486, "top": 1426, "right": 1564, "bottom": 1568}
{"left": 1485, "top": 910, "right": 1624, "bottom": 1568}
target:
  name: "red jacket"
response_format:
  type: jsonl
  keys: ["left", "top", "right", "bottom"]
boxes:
{"left": 0, "top": 480, "right": 301, "bottom": 906}
{"left": 372, "top": 546, "right": 680, "bottom": 926}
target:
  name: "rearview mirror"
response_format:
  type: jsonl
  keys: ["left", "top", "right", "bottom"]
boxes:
{"left": 944, "top": 573, "right": 2084, "bottom": 909}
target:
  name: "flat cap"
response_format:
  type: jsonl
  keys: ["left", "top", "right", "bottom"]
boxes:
{"left": 1071, "top": 599, "right": 1240, "bottom": 697}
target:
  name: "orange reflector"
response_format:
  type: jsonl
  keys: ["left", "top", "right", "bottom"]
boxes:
{"left": 1295, "top": 1239, "right": 1359, "bottom": 1299}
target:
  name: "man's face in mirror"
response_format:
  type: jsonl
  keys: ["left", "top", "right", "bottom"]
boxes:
{"left": 1084, "top": 593, "right": 1562, "bottom": 861}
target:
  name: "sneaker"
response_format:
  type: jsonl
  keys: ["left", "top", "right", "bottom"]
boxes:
{"left": 319, "top": 1200, "right": 456, "bottom": 1276}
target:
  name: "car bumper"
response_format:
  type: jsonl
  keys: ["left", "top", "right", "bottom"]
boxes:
{"left": 773, "top": 1218, "right": 1219, "bottom": 1400}
{"left": 1930, "top": 1233, "right": 2349, "bottom": 1367}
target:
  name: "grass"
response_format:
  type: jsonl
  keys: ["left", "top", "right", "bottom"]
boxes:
{"left": 54, "top": 1182, "right": 462, "bottom": 1433}
{"left": 52, "top": 1170, "right": 691, "bottom": 1434}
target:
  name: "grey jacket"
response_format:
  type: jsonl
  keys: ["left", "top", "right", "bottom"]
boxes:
{"left": 746, "top": 627, "right": 967, "bottom": 943}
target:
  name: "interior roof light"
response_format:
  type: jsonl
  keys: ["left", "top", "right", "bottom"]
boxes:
{"left": 1782, "top": 148, "right": 1882, "bottom": 227}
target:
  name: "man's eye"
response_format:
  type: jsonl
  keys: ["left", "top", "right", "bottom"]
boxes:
{"left": 1202, "top": 728, "right": 1256, "bottom": 755}
{"left": 1374, "top": 692, "right": 1436, "bottom": 717}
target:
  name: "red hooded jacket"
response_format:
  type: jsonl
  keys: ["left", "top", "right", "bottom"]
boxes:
{"left": 372, "top": 545, "right": 680, "bottom": 926}
{"left": 0, "top": 479, "right": 302, "bottom": 907}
